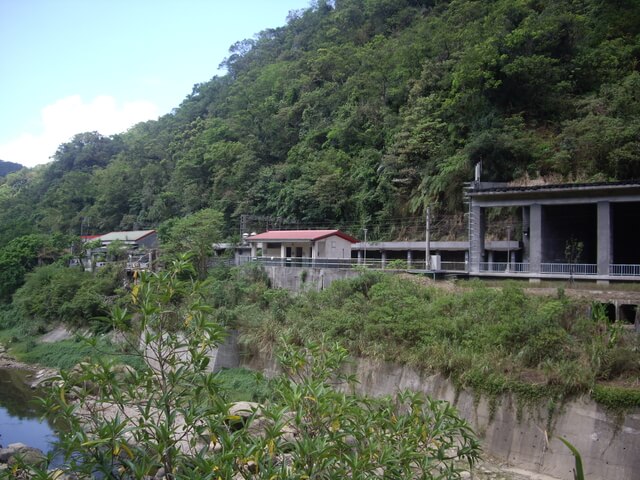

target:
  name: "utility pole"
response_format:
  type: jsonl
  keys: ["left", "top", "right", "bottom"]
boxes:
{"left": 425, "top": 207, "right": 431, "bottom": 271}
{"left": 363, "top": 227, "right": 368, "bottom": 266}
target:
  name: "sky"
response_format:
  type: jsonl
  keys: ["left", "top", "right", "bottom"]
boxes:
{"left": 0, "top": 0, "right": 311, "bottom": 168}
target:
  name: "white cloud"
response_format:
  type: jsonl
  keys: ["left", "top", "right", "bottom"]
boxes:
{"left": 0, "top": 95, "right": 159, "bottom": 168}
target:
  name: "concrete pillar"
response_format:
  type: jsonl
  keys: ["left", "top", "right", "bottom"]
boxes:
{"left": 529, "top": 204, "right": 542, "bottom": 274}
{"left": 406, "top": 250, "right": 412, "bottom": 268}
{"left": 381, "top": 251, "right": 387, "bottom": 269}
{"left": 311, "top": 242, "right": 317, "bottom": 267}
{"left": 357, "top": 250, "right": 362, "bottom": 264}
{"left": 281, "top": 244, "right": 286, "bottom": 266}
{"left": 251, "top": 243, "right": 257, "bottom": 258}
{"left": 487, "top": 251, "right": 494, "bottom": 271}
{"left": 597, "top": 201, "right": 612, "bottom": 277}
{"left": 522, "top": 206, "right": 530, "bottom": 263}
{"left": 469, "top": 204, "right": 485, "bottom": 273}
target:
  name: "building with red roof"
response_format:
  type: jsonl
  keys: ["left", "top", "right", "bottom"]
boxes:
{"left": 246, "top": 230, "right": 357, "bottom": 260}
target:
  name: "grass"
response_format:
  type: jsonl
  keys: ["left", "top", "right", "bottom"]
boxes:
{"left": 10, "top": 336, "right": 145, "bottom": 370}
{"left": 474, "top": 277, "right": 640, "bottom": 292}
{"left": 237, "top": 271, "right": 640, "bottom": 411}
{"left": 216, "top": 368, "right": 274, "bottom": 403}
{"left": 14, "top": 337, "right": 100, "bottom": 370}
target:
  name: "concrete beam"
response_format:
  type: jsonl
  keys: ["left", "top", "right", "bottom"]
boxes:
{"left": 470, "top": 194, "right": 640, "bottom": 208}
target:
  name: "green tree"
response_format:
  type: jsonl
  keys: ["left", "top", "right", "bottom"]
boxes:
{"left": 0, "top": 234, "right": 70, "bottom": 303}
{"left": 160, "top": 208, "right": 224, "bottom": 279}
{"left": 11, "top": 262, "right": 120, "bottom": 328}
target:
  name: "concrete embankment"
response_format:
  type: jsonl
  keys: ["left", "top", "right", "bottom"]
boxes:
{"left": 237, "top": 347, "right": 640, "bottom": 480}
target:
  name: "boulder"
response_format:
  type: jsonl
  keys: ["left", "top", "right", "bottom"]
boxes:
{"left": 0, "top": 443, "right": 46, "bottom": 468}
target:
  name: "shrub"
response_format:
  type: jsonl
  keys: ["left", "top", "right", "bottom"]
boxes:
{"left": 30, "top": 263, "right": 481, "bottom": 479}
{"left": 592, "top": 385, "right": 640, "bottom": 410}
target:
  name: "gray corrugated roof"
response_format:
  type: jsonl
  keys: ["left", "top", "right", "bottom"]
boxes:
{"left": 99, "top": 230, "right": 156, "bottom": 242}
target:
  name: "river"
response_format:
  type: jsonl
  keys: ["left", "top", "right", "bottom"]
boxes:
{"left": 0, "top": 367, "right": 58, "bottom": 454}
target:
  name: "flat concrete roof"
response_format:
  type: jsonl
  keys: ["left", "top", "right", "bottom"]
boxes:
{"left": 468, "top": 181, "right": 640, "bottom": 207}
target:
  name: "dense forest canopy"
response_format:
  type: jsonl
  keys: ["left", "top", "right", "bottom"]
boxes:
{"left": 1, "top": 0, "right": 639, "bottom": 246}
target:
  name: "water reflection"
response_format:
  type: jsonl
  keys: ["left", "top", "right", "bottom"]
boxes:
{"left": 0, "top": 367, "right": 58, "bottom": 454}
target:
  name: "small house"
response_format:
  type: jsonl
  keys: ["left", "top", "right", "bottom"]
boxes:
{"left": 98, "top": 230, "right": 158, "bottom": 249}
{"left": 246, "top": 230, "right": 357, "bottom": 261}
{"left": 79, "top": 230, "right": 158, "bottom": 272}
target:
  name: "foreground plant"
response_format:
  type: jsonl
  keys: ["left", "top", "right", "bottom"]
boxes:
{"left": 558, "top": 437, "right": 585, "bottom": 480}
{"left": 34, "top": 256, "right": 229, "bottom": 479}
{"left": 23, "top": 258, "right": 480, "bottom": 479}
{"left": 257, "top": 339, "right": 482, "bottom": 478}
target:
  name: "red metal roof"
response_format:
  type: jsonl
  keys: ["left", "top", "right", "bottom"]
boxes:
{"left": 247, "top": 230, "right": 358, "bottom": 243}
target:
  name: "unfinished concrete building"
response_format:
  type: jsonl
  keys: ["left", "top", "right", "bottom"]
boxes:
{"left": 467, "top": 181, "right": 640, "bottom": 282}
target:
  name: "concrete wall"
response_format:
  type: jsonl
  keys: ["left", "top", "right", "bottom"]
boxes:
{"left": 263, "top": 265, "right": 361, "bottom": 292}
{"left": 210, "top": 329, "right": 240, "bottom": 372}
{"left": 323, "top": 235, "right": 352, "bottom": 259}
{"left": 347, "top": 359, "right": 640, "bottom": 480}
{"left": 237, "top": 348, "right": 640, "bottom": 480}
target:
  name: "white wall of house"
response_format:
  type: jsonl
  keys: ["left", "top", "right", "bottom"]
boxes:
{"left": 253, "top": 235, "right": 352, "bottom": 259}
{"left": 315, "top": 235, "right": 352, "bottom": 259}
{"left": 263, "top": 242, "right": 313, "bottom": 258}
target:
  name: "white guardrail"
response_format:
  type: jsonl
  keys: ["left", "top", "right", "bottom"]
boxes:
{"left": 237, "top": 257, "right": 640, "bottom": 277}
{"left": 540, "top": 263, "right": 597, "bottom": 275}
{"left": 610, "top": 264, "right": 640, "bottom": 276}
{"left": 479, "top": 262, "right": 530, "bottom": 273}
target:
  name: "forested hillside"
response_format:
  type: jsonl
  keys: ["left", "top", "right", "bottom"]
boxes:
{"left": 1, "top": 0, "right": 639, "bottom": 246}
{"left": 0, "top": 160, "right": 22, "bottom": 177}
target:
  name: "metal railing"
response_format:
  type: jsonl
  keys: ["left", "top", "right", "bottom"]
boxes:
{"left": 440, "top": 261, "right": 467, "bottom": 272}
{"left": 540, "top": 263, "right": 597, "bottom": 275}
{"left": 238, "top": 256, "right": 445, "bottom": 271}
{"left": 238, "top": 257, "right": 640, "bottom": 278}
{"left": 479, "top": 262, "right": 530, "bottom": 273}
{"left": 126, "top": 261, "right": 150, "bottom": 271}
{"left": 610, "top": 264, "right": 640, "bottom": 276}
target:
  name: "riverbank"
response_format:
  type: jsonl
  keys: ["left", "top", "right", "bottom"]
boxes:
{"left": 0, "top": 345, "right": 57, "bottom": 389}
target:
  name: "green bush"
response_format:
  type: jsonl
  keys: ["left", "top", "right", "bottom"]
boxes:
{"left": 236, "top": 273, "right": 639, "bottom": 407}
{"left": 592, "top": 385, "right": 640, "bottom": 410}
{"left": 387, "top": 259, "right": 408, "bottom": 269}
{"left": 598, "top": 348, "right": 640, "bottom": 380}
{"left": 31, "top": 263, "right": 480, "bottom": 479}
{"left": 15, "top": 337, "right": 136, "bottom": 370}
{"left": 11, "top": 263, "right": 120, "bottom": 327}
{"left": 216, "top": 368, "right": 273, "bottom": 402}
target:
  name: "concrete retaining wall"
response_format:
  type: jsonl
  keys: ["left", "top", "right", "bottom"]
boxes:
{"left": 237, "top": 347, "right": 640, "bottom": 480}
{"left": 263, "top": 266, "right": 362, "bottom": 292}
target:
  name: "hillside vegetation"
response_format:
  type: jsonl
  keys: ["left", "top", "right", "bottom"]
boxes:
{"left": 0, "top": 160, "right": 22, "bottom": 177}
{"left": 227, "top": 267, "right": 640, "bottom": 410}
{"left": 0, "top": 0, "right": 639, "bottom": 246}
